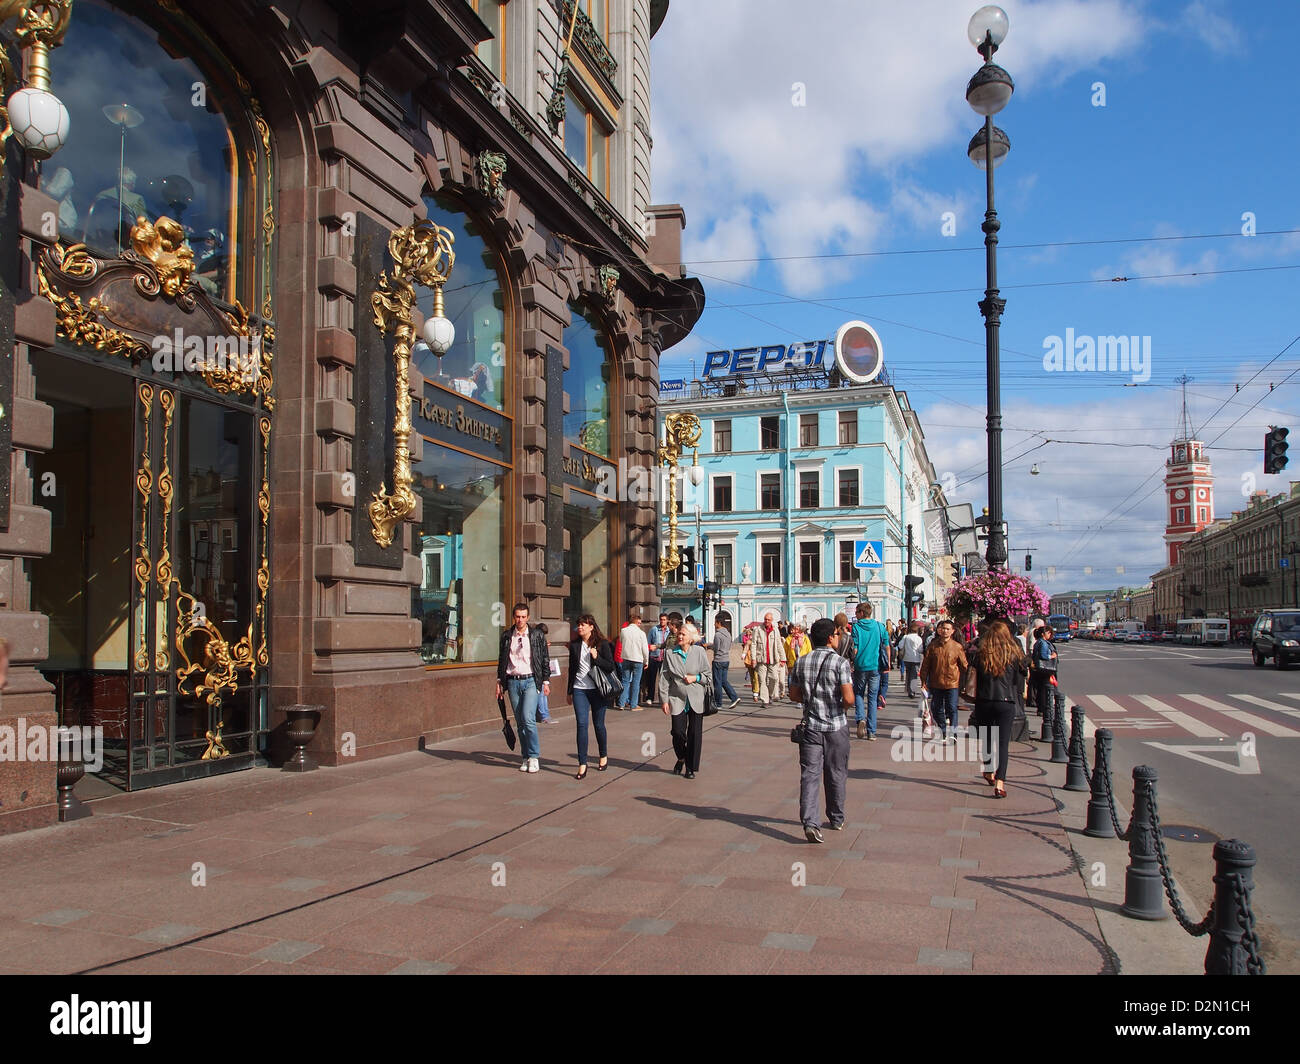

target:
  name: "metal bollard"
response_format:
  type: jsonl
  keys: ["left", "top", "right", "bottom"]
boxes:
{"left": 1084, "top": 729, "right": 1115, "bottom": 838}
{"left": 1064, "top": 705, "right": 1089, "bottom": 791}
{"left": 1049, "top": 692, "right": 1069, "bottom": 763}
{"left": 1120, "top": 766, "right": 1167, "bottom": 920}
{"left": 1204, "top": 840, "right": 1261, "bottom": 975}
{"left": 1039, "top": 691, "right": 1054, "bottom": 741}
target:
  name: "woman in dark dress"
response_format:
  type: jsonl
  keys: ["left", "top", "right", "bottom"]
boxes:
{"left": 965, "top": 619, "right": 1028, "bottom": 798}
{"left": 568, "top": 614, "right": 618, "bottom": 779}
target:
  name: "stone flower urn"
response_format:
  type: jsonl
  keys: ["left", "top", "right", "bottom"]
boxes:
{"left": 282, "top": 704, "right": 323, "bottom": 772}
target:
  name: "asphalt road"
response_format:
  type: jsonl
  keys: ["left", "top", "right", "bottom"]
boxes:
{"left": 1052, "top": 637, "right": 1299, "bottom": 973}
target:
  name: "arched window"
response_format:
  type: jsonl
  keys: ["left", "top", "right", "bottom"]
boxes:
{"left": 416, "top": 193, "right": 507, "bottom": 411}
{"left": 42, "top": 0, "right": 256, "bottom": 306}
{"left": 563, "top": 300, "right": 612, "bottom": 456}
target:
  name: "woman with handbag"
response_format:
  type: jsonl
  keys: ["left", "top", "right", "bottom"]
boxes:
{"left": 568, "top": 614, "right": 619, "bottom": 779}
{"left": 961, "top": 619, "right": 1028, "bottom": 799}
{"left": 661, "top": 619, "right": 709, "bottom": 779}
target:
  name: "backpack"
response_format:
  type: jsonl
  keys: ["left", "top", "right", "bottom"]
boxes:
{"left": 851, "top": 619, "right": 884, "bottom": 673}
{"left": 614, "top": 627, "right": 625, "bottom": 664}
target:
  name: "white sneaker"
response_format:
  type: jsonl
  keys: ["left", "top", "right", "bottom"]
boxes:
{"left": 519, "top": 759, "right": 530, "bottom": 772}
{"left": 527, "top": 757, "right": 539, "bottom": 773}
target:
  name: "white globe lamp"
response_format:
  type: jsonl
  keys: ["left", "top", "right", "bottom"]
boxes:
{"left": 7, "top": 86, "right": 69, "bottom": 159}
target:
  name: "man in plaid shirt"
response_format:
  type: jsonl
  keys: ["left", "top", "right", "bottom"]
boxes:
{"left": 788, "top": 618, "right": 855, "bottom": 843}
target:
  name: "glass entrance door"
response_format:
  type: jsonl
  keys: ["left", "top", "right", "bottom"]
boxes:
{"left": 34, "top": 354, "right": 269, "bottom": 791}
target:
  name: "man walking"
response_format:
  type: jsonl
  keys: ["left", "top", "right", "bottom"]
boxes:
{"left": 789, "top": 618, "right": 854, "bottom": 843}
{"left": 644, "top": 612, "right": 669, "bottom": 705}
{"left": 705, "top": 614, "right": 742, "bottom": 709}
{"left": 496, "top": 602, "right": 551, "bottom": 772}
{"left": 617, "top": 608, "right": 648, "bottom": 711}
{"left": 918, "top": 619, "right": 969, "bottom": 742}
{"left": 900, "top": 621, "right": 924, "bottom": 698}
{"left": 849, "top": 603, "right": 887, "bottom": 740}
{"left": 754, "top": 612, "right": 784, "bottom": 705}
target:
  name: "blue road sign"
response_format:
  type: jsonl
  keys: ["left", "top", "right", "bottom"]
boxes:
{"left": 1282, "top": 558, "right": 1290, "bottom": 569}
{"left": 854, "top": 540, "right": 884, "bottom": 569}
{"left": 696, "top": 562, "right": 705, "bottom": 590}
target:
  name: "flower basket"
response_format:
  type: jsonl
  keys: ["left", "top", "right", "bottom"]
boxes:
{"left": 944, "top": 569, "right": 1049, "bottom": 624}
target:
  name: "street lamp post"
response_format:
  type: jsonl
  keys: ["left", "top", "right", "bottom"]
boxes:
{"left": 965, "top": 5, "right": 1014, "bottom": 571}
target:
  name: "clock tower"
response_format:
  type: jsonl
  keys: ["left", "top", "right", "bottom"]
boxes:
{"left": 1164, "top": 379, "right": 1214, "bottom": 567}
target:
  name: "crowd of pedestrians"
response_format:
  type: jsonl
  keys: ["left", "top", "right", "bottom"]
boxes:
{"left": 495, "top": 603, "right": 1061, "bottom": 833}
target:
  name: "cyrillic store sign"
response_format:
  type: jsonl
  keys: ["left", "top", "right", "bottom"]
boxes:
{"left": 414, "top": 381, "right": 511, "bottom": 464}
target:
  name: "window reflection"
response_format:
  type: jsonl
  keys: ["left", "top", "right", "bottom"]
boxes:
{"left": 416, "top": 194, "right": 507, "bottom": 411}
{"left": 413, "top": 446, "right": 507, "bottom": 665}
{"left": 563, "top": 301, "right": 612, "bottom": 455}
{"left": 563, "top": 490, "right": 611, "bottom": 629}
{"left": 40, "top": 0, "right": 242, "bottom": 302}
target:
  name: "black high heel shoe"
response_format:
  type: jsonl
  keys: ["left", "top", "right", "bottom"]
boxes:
{"left": 575, "top": 765, "right": 588, "bottom": 780}
{"left": 597, "top": 757, "right": 608, "bottom": 771}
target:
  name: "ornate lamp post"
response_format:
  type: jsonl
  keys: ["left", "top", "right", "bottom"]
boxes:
{"left": 965, "top": 5, "right": 1014, "bottom": 570}
{"left": 369, "top": 220, "right": 456, "bottom": 547}
{"left": 0, "top": 1, "right": 73, "bottom": 179}
{"left": 658, "top": 411, "right": 702, "bottom": 584}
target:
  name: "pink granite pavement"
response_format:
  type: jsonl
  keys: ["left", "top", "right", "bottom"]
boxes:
{"left": 0, "top": 696, "right": 1116, "bottom": 975}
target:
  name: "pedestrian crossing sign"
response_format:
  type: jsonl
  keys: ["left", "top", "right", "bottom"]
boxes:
{"left": 854, "top": 540, "right": 884, "bottom": 569}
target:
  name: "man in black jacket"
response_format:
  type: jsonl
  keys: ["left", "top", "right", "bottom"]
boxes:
{"left": 497, "top": 602, "right": 552, "bottom": 772}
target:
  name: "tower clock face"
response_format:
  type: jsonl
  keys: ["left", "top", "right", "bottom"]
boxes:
{"left": 1173, "top": 489, "right": 1186, "bottom": 500}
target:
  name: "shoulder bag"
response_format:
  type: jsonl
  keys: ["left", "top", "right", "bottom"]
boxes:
{"left": 587, "top": 645, "right": 620, "bottom": 701}
{"left": 789, "top": 652, "right": 833, "bottom": 743}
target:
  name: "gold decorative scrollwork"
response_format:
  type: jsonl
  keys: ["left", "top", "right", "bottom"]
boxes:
{"left": 154, "top": 390, "right": 175, "bottom": 671}
{"left": 129, "top": 215, "right": 196, "bottom": 299}
{"left": 657, "top": 411, "right": 702, "bottom": 584}
{"left": 133, "top": 383, "right": 154, "bottom": 672}
{"left": 368, "top": 220, "right": 457, "bottom": 547}
{"left": 37, "top": 254, "right": 152, "bottom": 361}
{"left": 0, "top": 1, "right": 74, "bottom": 180}
{"left": 174, "top": 589, "right": 256, "bottom": 762}
{"left": 201, "top": 723, "right": 228, "bottom": 761}
{"left": 256, "top": 416, "right": 271, "bottom": 669}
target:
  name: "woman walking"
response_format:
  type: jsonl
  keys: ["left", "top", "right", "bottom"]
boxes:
{"left": 963, "top": 619, "right": 1028, "bottom": 799}
{"left": 568, "top": 614, "right": 618, "bottom": 779}
{"left": 661, "top": 619, "right": 709, "bottom": 779}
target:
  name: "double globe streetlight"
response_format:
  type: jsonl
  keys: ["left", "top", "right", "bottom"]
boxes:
{"left": 965, "top": 4, "right": 1014, "bottom": 571}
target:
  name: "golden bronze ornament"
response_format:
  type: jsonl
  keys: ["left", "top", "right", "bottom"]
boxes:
{"left": 174, "top": 588, "right": 256, "bottom": 762}
{"left": 154, "top": 389, "right": 175, "bottom": 672}
{"left": 0, "top": 2, "right": 74, "bottom": 179}
{"left": 128, "top": 215, "right": 196, "bottom": 298}
{"left": 368, "top": 220, "right": 456, "bottom": 548}
{"left": 133, "top": 382, "right": 154, "bottom": 672}
{"left": 657, "top": 411, "right": 702, "bottom": 584}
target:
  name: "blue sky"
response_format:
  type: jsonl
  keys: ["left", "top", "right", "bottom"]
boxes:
{"left": 649, "top": 0, "right": 1299, "bottom": 591}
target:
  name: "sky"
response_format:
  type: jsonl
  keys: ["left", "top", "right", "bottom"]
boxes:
{"left": 648, "top": 0, "right": 1300, "bottom": 594}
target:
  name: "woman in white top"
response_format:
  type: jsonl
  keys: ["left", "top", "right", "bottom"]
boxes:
{"left": 567, "top": 614, "right": 618, "bottom": 779}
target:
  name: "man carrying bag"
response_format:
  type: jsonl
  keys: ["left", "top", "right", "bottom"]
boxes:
{"left": 789, "top": 619, "right": 855, "bottom": 843}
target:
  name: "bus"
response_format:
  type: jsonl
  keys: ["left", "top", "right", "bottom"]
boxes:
{"left": 1047, "top": 615, "right": 1074, "bottom": 642}
{"left": 1176, "top": 618, "right": 1229, "bottom": 645}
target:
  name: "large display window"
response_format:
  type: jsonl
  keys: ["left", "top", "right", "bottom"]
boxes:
{"left": 563, "top": 301, "right": 612, "bottom": 455}
{"left": 40, "top": 0, "right": 250, "bottom": 304}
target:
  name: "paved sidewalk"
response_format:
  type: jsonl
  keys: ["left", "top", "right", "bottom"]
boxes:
{"left": 0, "top": 698, "right": 1121, "bottom": 975}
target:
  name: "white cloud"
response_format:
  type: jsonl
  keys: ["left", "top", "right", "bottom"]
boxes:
{"left": 1176, "top": 0, "right": 1246, "bottom": 56}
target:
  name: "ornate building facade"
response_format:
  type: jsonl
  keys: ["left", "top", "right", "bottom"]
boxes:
{"left": 0, "top": 0, "right": 702, "bottom": 830}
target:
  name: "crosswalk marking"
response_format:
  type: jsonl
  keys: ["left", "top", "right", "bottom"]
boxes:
{"left": 1181, "top": 694, "right": 1300, "bottom": 737}
{"left": 1085, "top": 694, "right": 1128, "bottom": 713}
{"left": 1133, "top": 695, "right": 1227, "bottom": 738}
{"left": 1274, "top": 692, "right": 1300, "bottom": 702}
{"left": 1228, "top": 694, "right": 1300, "bottom": 720}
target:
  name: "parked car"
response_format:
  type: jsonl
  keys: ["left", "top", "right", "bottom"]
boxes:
{"left": 1124, "top": 631, "right": 1143, "bottom": 643}
{"left": 1160, "top": 630, "right": 1176, "bottom": 642}
{"left": 1251, "top": 610, "right": 1300, "bottom": 669}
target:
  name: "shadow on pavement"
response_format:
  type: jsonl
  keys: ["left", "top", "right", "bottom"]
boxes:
{"left": 633, "top": 794, "right": 800, "bottom": 845}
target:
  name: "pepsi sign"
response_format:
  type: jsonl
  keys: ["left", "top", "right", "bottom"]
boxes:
{"left": 702, "top": 340, "right": 831, "bottom": 378}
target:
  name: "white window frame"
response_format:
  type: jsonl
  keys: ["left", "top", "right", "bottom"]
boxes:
{"left": 796, "top": 537, "right": 824, "bottom": 584}
{"left": 758, "top": 470, "right": 783, "bottom": 511}
{"left": 798, "top": 411, "right": 819, "bottom": 448}
{"left": 837, "top": 409, "right": 858, "bottom": 446}
{"left": 709, "top": 472, "right": 734, "bottom": 514}
{"left": 755, "top": 535, "right": 784, "bottom": 584}
{"left": 835, "top": 535, "right": 859, "bottom": 583}
{"left": 797, "top": 468, "right": 821, "bottom": 510}
{"left": 712, "top": 540, "right": 736, "bottom": 585}
{"left": 835, "top": 465, "right": 862, "bottom": 508}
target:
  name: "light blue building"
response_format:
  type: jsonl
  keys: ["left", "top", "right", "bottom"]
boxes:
{"left": 658, "top": 331, "right": 948, "bottom": 630}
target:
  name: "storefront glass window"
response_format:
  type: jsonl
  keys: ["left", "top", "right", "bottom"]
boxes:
{"left": 413, "top": 448, "right": 507, "bottom": 665}
{"left": 43, "top": 0, "right": 244, "bottom": 303}
{"left": 417, "top": 193, "right": 507, "bottom": 412}
{"left": 563, "top": 489, "right": 612, "bottom": 629}
{"left": 563, "top": 302, "right": 612, "bottom": 456}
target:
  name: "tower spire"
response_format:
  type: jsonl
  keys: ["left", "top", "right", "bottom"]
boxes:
{"left": 1174, "top": 373, "right": 1194, "bottom": 441}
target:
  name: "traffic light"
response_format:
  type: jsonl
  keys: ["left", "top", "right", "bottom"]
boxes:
{"left": 1025, "top": 554, "right": 1032, "bottom": 572}
{"left": 679, "top": 545, "right": 695, "bottom": 583}
{"left": 904, "top": 574, "right": 925, "bottom": 606}
{"left": 950, "top": 561, "right": 962, "bottom": 582}
{"left": 1265, "top": 426, "right": 1290, "bottom": 474}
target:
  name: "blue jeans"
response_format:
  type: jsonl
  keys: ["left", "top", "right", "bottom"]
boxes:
{"left": 712, "top": 662, "right": 739, "bottom": 703}
{"left": 930, "top": 688, "right": 959, "bottom": 733}
{"left": 506, "top": 676, "right": 540, "bottom": 760}
{"left": 619, "top": 660, "right": 644, "bottom": 708}
{"left": 571, "top": 687, "right": 609, "bottom": 766}
{"left": 853, "top": 670, "right": 880, "bottom": 734}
